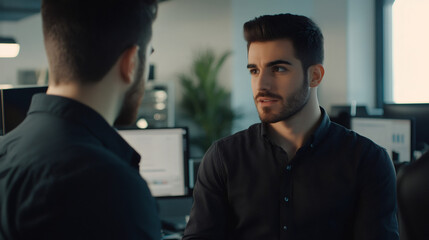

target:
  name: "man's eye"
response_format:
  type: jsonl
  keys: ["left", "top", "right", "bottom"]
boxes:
{"left": 273, "top": 66, "right": 287, "bottom": 72}
{"left": 249, "top": 69, "right": 259, "bottom": 75}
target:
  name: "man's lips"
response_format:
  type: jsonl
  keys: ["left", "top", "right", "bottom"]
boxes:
{"left": 255, "top": 91, "right": 282, "bottom": 106}
{"left": 255, "top": 91, "right": 282, "bottom": 100}
{"left": 256, "top": 97, "right": 281, "bottom": 108}
{"left": 257, "top": 97, "right": 279, "bottom": 103}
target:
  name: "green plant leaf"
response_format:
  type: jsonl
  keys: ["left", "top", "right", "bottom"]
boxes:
{"left": 179, "top": 49, "right": 237, "bottom": 153}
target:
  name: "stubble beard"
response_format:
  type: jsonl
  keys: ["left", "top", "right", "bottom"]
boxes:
{"left": 114, "top": 55, "right": 146, "bottom": 127}
{"left": 257, "top": 76, "right": 310, "bottom": 124}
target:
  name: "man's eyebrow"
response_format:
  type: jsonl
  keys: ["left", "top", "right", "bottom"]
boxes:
{"left": 247, "top": 60, "right": 293, "bottom": 69}
{"left": 266, "top": 60, "right": 292, "bottom": 67}
{"left": 247, "top": 64, "right": 256, "bottom": 69}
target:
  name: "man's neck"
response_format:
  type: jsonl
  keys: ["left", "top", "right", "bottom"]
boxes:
{"left": 267, "top": 96, "right": 322, "bottom": 159}
{"left": 46, "top": 79, "right": 122, "bottom": 126}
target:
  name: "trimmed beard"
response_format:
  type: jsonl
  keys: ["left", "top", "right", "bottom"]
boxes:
{"left": 256, "top": 73, "right": 310, "bottom": 123}
{"left": 113, "top": 54, "right": 145, "bottom": 127}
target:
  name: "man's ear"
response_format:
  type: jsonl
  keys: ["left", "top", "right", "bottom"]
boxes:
{"left": 308, "top": 64, "right": 325, "bottom": 88}
{"left": 119, "top": 45, "right": 139, "bottom": 84}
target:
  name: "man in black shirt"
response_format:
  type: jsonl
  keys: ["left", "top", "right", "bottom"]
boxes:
{"left": 0, "top": 0, "right": 160, "bottom": 239}
{"left": 183, "top": 14, "right": 399, "bottom": 240}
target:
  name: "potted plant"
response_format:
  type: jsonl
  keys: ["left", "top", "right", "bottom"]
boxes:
{"left": 179, "top": 49, "right": 238, "bottom": 153}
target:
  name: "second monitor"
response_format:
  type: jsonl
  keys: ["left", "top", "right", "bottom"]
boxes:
{"left": 351, "top": 117, "right": 415, "bottom": 163}
{"left": 117, "top": 127, "right": 190, "bottom": 198}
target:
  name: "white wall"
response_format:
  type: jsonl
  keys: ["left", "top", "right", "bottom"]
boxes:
{"left": 151, "top": 0, "right": 233, "bottom": 157}
{"left": 347, "top": 0, "right": 375, "bottom": 108}
{"left": 150, "top": 0, "right": 233, "bottom": 110}
{"left": 313, "top": 0, "right": 348, "bottom": 114}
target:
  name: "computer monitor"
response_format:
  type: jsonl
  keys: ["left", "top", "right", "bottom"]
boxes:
{"left": 1, "top": 85, "right": 48, "bottom": 135}
{"left": 383, "top": 103, "right": 429, "bottom": 151}
{"left": 330, "top": 105, "right": 369, "bottom": 129}
{"left": 351, "top": 117, "right": 415, "bottom": 163}
{"left": 117, "top": 127, "right": 190, "bottom": 198}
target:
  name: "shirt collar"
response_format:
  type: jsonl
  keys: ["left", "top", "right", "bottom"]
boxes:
{"left": 310, "top": 107, "right": 331, "bottom": 148}
{"left": 28, "top": 93, "right": 140, "bottom": 167}
{"left": 259, "top": 107, "right": 331, "bottom": 149}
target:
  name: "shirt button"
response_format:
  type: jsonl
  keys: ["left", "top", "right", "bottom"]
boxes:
{"left": 284, "top": 197, "right": 289, "bottom": 202}
{"left": 286, "top": 165, "right": 292, "bottom": 171}
{"left": 282, "top": 225, "right": 288, "bottom": 231}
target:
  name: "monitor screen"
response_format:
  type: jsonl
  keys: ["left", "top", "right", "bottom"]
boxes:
{"left": 1, "top": 86, "right": 48, "bottom": 135}
{"left": 117, "top": 127, "right": 189, "bottom": 198}
{"left": 351, "top": 117, "right": 415, "bottom": 163}
{"left": 383, "top": 103, "right": 429, "bottom": 151}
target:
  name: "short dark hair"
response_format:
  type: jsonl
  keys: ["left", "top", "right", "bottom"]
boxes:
{"left": 243, "top": 13, "right": 324, "bottom": 72}
{"left": 41, "top": 0, "right": 158, "bottom": 84}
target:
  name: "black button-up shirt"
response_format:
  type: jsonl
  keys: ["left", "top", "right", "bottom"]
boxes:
{"left": 0, "top": 94, "right": 161, "bottom": 240}
{"left": 183, "top": 108, "right": 399, "bottom": 240}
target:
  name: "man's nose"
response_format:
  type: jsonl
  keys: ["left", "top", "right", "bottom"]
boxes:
{"left": 255, "top": 70, "right": 272, "bottom": 91}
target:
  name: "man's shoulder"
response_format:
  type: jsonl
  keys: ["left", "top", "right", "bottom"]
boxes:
{"left": 0, "top": 141, "right": 159, "bottom": 240}
{"left": 0, "top": 137, "right": 147, "bottom": 215}
{"left": 0, "top": 118, "right": 131, "bottom": 185}
{"left": 1, "top": 140, "right": 130, "bottom": 187}
{"left": 202, "top": 123, "right": 264, "bottom": 164}
{"left": 328, "top": 121, "right": 392, "bottom": 169}
{"left": 329, "top": 121, "right": 384, "bottom": 150}
{"left": 2, "top": 124, "right": 104, "bottom": 164}
{"left": 52, "top": 142, "right": 126, "bottom": 167}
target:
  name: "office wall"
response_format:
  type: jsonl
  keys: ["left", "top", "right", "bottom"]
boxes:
{"left": 150, "top": 0, "right": 233, "bottom": 157}
{"left": 347, "top": 0, "right": 375, "bottom": 108}
{"left": 150, "top": 0, "right": 233, "bottom": 108}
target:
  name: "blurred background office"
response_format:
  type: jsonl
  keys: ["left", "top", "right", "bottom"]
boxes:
{"left": 2, "top": 0, "right": 428, "bottom": 156}
{"left": 1, "top": 0, "right": 429, "bottom": 237}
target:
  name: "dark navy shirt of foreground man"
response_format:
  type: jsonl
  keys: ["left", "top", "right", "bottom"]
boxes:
{"left": 0, "top": 94, "right": 161, "bottom": 240}
{"left": 184, "top": 13, "right": 399, "bottom": 240}
{"left": 184, "top": 109, "right": 399, "bottom": 240}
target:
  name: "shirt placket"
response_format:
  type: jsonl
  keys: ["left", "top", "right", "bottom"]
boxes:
{"left": 277, "top": 148, "right": 292, "bottom": 239}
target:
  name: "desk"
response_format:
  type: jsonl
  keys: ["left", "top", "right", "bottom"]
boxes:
{"left": 157, "top": 196, "right": 193, "bottom": 240}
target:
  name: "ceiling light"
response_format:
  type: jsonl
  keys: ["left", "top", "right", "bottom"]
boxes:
{"left": 0, "top": 37, "right": 20, "bottom": 58}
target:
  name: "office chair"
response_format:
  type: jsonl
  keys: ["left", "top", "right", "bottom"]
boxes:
{"left": 397, "top": 151, "right": 429, "bottom": 240}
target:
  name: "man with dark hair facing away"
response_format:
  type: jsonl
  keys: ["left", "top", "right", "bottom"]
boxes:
{"left": 0, "top": 0, "right": 161, "bottom": 239}
{"left": 183, "top": 13, "right": 399, "bottom": 240}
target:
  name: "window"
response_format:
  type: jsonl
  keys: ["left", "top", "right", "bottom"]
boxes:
{"left": 384, "top": 0, "right": 429, "bottom": 103}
